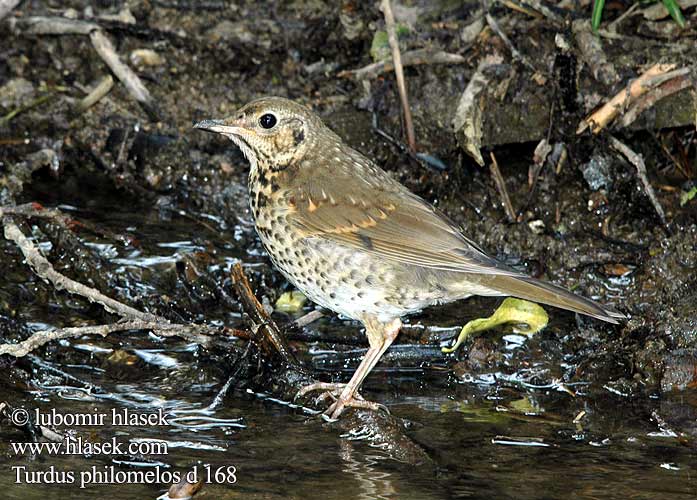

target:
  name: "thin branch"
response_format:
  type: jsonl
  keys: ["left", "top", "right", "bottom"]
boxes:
{"left": 485, "top": 12, "right": 536, "bottom": 72}
{"left": 489, "top": 152, "right": 517, "bottom": 223}
{"left": 619, "top": 70, "right": 694, "bottom": 128}
{"left": 609, "top": 135, "right": 668, "bottom": 228}
{"left": 3, "top": 220, "right": 161, "bottom": 322}
{"left": 21, "top": 16, "right": 99, "bottom": 35}
{"left": 230, "top": 263, "right": 304, "bottom": 369}
{"left": 75, "top": 75, "right": 114, "bottom": 113}
{"left": 577, "top": 63, "right": 678, "bottom": 134}
{"left": 89, "top": 29, "right": 152, "bottom": 106}
{"left": 380, "top": 0, "right": 416, "bottom": 152}
{"left": 0, "top": 321, "right": 218, "bottom": 357}
{"left": 293, "top": 309, "right": 324, "bottom": 329}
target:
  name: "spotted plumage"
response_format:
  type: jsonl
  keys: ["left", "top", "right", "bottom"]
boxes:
{"left": 195, "top": 96, "right": 624, "bottom": 418}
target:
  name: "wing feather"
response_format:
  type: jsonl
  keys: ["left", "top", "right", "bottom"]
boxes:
{"left": 287, "top": 161, "right": 519, "bottom": 277}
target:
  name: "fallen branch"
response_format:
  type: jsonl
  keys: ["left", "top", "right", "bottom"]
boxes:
{"left": 338, "top": 48, "right": 465, "bottom": 80}
{"left": 0, "top": 321, "right": 218, "bottom": 357}
{"left": 619, "top": 69, "right": 694, "bottom": 128}
{"left": 3, "top": 220, "right": 162, "bottom": 322}
{"left": 380, "top": 0, "right": 416, "bottom": 152}
{"left": 90, "top": 30, "right": 153, "bottom": 107}
{"left": 577, "top": 63, "right": 678, "bottom": 134}
{"left": 230, "top": 263, "right": 303, "bottom": 368}
{"left": 609, "top": 135, "right": 668, "bottom": 228}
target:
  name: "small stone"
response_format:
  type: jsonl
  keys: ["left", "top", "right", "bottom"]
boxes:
{"left": 130, "top": 49, "right": 164, "bottom": 67}
{"left": 580, "top": 154, "right": 613, "bottom": 191}
{"left": 528, "top": 219, "right": 545, "bottom": 234}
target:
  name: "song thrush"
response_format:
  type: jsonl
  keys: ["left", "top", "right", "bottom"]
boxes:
{"left": 194, "top": 97, "right": 624, "bottom": 419}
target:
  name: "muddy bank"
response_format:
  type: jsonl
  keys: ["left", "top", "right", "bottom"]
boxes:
{"left": 1, "top": 0, "right": 697, "bottom": 498}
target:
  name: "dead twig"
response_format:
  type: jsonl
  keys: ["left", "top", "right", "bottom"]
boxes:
{"left": 339, "top": 48, "right": 465, "bottom": 80}
{"left": 230, "top": 263, "right": 303, "bottom": 369}
{"left": 489, "top": 152, "right": 517, "bottom": 223}
{"left": 293, "top": 309, "right": 324, "bottom": 329}
{"left": 0, "top": 321, "right": 218, "bottom": 358}
{"left": 89, "top": 30, "right": 153, "bottom": 107}
{"left": 609, "top": 135, "right": 668, "bottom": 228}
{"left": 485, "top": 12, "right": 536, "bottom": 72}
{"left": 380, "top": 0, "right": 416, "bottom": 152}
{"left": 21, "top": 16, "right": 99, "bottom": 35}
{"left": 620, "top": 69, "right": 694, "bottom": 128}
{"left": 516, "top": 0, "right": 564, "bottom": 23}
{"left": 3, "top": 220, "right": 161, "bottom": 322}
{"left": 16, "top": 16, "right": 157, "bottom": 117}
{"left": 75, "top": 75, "right": 114, "bottom": 113}
{"left": 577, "top": 63, "right": 678, "bottom": 134}
{"left": 608, "top": 2, "right": 640, "bottom": 32}
{"left": 0, "top": 0, "right": 20, "bottom": 22}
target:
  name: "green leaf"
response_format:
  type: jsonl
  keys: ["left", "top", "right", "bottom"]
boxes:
{"left": 680, "top": 186, "right": 697, "bottom": 206}
{"left": 592, "top": 0, "right": 606, "bottom": 32}
{"left": 662, "top": 0, "right": 686, "bottom": 28}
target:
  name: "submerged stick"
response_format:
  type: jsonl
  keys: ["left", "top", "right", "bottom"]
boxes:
{"left": 0, "top": 321, "right": 216, "bottom": 357}
{"left": 380, "top": 0, "right": 416, "bottom": 152}
{"left": 230, "top": 265, "right": 430, "bottom": 464}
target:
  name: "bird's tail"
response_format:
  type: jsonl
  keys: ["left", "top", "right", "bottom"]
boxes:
{"left": 479, "top": 274, "right": 625, "bottom": 324}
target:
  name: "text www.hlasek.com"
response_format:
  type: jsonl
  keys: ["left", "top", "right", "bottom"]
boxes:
{"left": 11, "top": 436, "right": 168, "bottom": 457}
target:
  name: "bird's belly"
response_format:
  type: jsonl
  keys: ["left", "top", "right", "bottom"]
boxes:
{"left": 255, "top": 225, "right": 467, "bottom": 321}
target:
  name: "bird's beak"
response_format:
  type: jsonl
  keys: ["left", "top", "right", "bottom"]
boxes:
{"left": 193, "top": 119, "right": 244, "bottom": 136}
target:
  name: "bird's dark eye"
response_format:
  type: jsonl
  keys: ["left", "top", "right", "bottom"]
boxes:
{"left": 259, "top": 113, "right": 277, "bottom": 129}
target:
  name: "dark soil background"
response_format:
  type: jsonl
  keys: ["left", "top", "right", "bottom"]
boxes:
{"left": 1, "top": 1, "right": 696, "bottom": 499}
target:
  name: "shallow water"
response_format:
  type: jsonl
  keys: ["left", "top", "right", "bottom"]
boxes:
{"left": 1, "top": 174, "right": 695, "bottom": 500}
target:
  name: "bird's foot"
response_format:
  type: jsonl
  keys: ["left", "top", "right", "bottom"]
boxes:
{"left": 295, "top": 382, "right": 388, "bottom": 419}
{"left": 442, "top": 297, "right": 549, "bottom": 353}
{"left": 295, "top": 382, "right": 349, "bottom": 400}
{"left": 324, "top": 395, "right": 389, "bottom": 420}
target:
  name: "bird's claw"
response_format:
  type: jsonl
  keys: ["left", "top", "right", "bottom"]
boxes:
{"left": 295, "top": 382, "right": 387, "bottom": 419}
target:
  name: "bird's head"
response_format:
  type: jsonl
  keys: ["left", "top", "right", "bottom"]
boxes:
{"left": 194, "top": 96, "right": 323, "bottom": 173}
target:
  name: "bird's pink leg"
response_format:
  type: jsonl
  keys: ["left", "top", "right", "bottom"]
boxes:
{"left": 325, "top": 318, "right": 401, "bottom": 419}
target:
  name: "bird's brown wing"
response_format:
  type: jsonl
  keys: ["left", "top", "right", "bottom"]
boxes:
{"left": 286, "top": 169, "right": 625, "bottom": 323}
{"left": 287, "top": 167, "right": 520, "bottom": 276}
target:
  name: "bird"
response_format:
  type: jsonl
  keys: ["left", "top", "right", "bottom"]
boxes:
{"left": 194, "top": 96, "right": 625, "bottom": 419}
